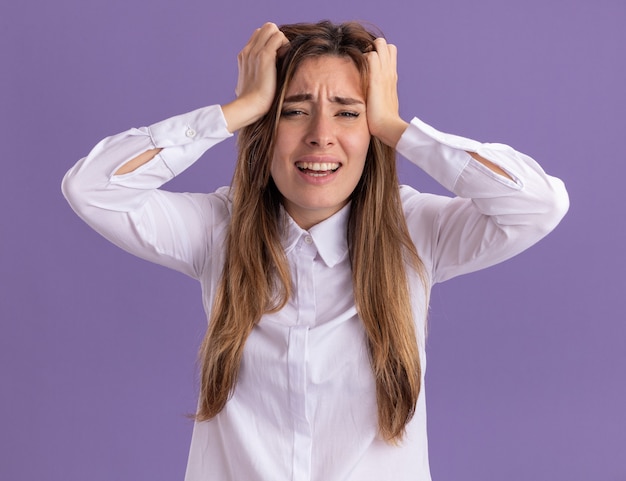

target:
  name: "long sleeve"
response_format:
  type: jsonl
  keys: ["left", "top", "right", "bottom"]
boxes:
{"left": 396, "top": 117, "right": 569, "bottom": 284}
{"left": 62, "top": 105, "right": 233, "bottom": 278}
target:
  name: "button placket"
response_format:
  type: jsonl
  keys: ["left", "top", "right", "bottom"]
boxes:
{"left": 287, "top": 235, "right": 317, "bottom": 480}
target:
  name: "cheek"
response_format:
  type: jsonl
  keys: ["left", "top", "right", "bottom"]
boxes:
{"left": 349, "top": 125, "right": 371, "bottom": 152}
{"left": 269, "top": 152, "right": 293, "bottom": 198}
{"left": 269, "top": 157, "right": 284, "bottom": 188}
{"left": 271, "top": 130, "right": 294, "bottom": 170}
{"left": 350, "top": 133, "right": 371, "bottom": 168}
{"left": 270, "top": 134, "right": 287, "bottom": 175}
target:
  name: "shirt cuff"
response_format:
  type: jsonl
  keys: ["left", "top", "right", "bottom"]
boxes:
{"left": 396, "top": 117, "right": 521, "bottom": 193}
{"left": 396, "top": 117, "right": 478, "bottom": 191}
{"left": 148, "top": 105, "right": 233, "bottom": 176}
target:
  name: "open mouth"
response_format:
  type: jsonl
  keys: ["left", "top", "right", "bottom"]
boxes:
{"left": 295, "top": 161, "right": 341, "bottom": 177}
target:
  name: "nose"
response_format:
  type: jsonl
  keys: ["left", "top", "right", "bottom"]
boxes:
{"left": 306, "top": 113, "right": 335, "bottom": 147}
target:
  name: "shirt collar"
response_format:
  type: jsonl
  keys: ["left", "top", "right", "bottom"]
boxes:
{"left": 281, "top": 203, "right": 350, "bottom": 268}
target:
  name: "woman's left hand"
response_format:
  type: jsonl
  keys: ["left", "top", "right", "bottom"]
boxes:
{"left": 365, "top": 38, "right": 409, "bottom": 148}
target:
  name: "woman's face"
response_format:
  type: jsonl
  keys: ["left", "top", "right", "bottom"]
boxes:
{"left": 271, "top": 55, "right": 371, "bottom": 230}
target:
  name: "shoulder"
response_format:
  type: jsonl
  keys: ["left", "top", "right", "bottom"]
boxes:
{"left": 398, "top": 185, "right": 455, "bottom": 273}
{"left": 212, "top": 185, "right": 234, "bottom": 209}
{"left": 172, "top": 186, "right": 233, "bottom": 235}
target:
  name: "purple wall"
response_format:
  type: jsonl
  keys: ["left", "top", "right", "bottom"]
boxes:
{"left": 2, "top": 0, "right": 624, "bottom": 480}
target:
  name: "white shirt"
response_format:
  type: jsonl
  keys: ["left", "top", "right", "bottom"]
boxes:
{"left": 62, "top": 105, "right": 568, "bottom": 481}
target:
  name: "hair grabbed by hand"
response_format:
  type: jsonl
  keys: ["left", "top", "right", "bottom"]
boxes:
{"left": 276, "top": 20, "right": 381, "bottom": 102}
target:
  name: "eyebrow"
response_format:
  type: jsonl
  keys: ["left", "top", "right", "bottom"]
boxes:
{"left": 283, "top": 94, "right": 365, "bottom": 106}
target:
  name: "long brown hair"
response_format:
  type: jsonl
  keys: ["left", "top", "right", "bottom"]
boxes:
{"left": 197, "top": 20, "right": 428, "bottom": 442}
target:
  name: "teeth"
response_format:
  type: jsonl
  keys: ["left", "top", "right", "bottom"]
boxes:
{"left": 296, "top": 162, "right": 340, "bottom": 171}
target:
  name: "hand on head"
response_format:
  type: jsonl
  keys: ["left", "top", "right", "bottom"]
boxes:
{"left": 365, "top": 38, "right": 409, "bottom": 148}
{"left": 223, "top": 23, "right": 408, "bottom": 147}
{"left": 222, "top": 22, "right": 289, "bottom": 133}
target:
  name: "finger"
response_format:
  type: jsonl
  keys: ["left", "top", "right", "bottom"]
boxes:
{"left": 264, "top": 29, "right": 289, "bottom": 52}
{"left": 365, "top": 50, "right": 380, "bottom": 75}
{"left": 241, "top": 24, "right": 271, "bottom": 52}
{"left": 373, "top": 38, "right": 397, "bottom": 69}
{"left": 239, "top": 23, "right": 276, "bottom": 60}
{"left": 234, "top": 23, "right": 285, "bottom": 100}
{"left": 247, "top": 22, "right": 282, "bottom": 56}
{"left": 373, "top": 38, "right": 388, "bottom": 62}
{"left": 387, "top": 43, "right": 397, "bottom": 72}
{"left": 237, "top": 24, "right": 284, "bottom": 84}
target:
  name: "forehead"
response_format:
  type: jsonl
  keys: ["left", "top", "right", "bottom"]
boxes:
{"left": 286, "top": 55, "right": 364, "bottom": 97}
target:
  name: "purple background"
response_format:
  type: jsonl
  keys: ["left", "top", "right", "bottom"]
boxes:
{"left": 2, "top": 0, "right": 625, "bottom": 479}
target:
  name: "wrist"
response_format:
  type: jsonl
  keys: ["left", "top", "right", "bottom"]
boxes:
{"left": 221, "top": 97, "right": 269, "bottom": 133}
{"left": 372, "top": 118, "right": 409, "bottom": 149}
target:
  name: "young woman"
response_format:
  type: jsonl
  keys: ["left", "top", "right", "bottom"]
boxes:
{"left": 62, "top": 20, "right": 568, "bottom": 481}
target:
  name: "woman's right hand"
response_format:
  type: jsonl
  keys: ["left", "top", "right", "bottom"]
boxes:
{"left": 222, "top": 23, "right": 289, "bottom": 133}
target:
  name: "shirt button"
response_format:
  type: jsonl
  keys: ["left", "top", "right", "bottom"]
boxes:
{"left": 185, "top": 128, "right": 197, "bottom": 138}
{"left": 304, "top": 235, "right": 313, "bottom": 245}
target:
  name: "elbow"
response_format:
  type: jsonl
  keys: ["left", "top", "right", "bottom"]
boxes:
{"left": 537, "top": 177, "right": 570, "bottom": 235}
{"left": 61, "top": 167, "right": 74, "bottom": 201}
{"left": 61, "top": 166, "right": 79, "bottom": 206}
{"left": 61, "top": 163, "right": 90, "bottom": 217}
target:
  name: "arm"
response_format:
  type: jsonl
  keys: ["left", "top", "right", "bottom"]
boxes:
{"left": 366, "top": 38, "right": 569, "bottom": 283}
{"left": 62, "top": 23, "right": 289, "bottom": 277}
{"left": 111, "top": 23, "right": 288, "bottom": 176}
{"left": 396, "top": 119, "right": 569, "bottom": 283}
{"left": 62, "top": 106, "right": 234, "bottom": 278}
{"left": 366, "top": 38, "right": 513, "bottom": 181}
